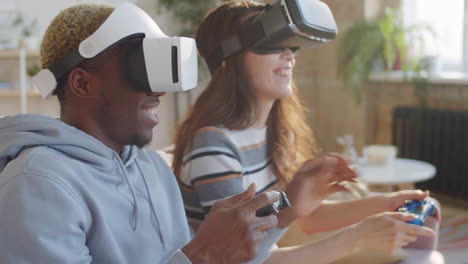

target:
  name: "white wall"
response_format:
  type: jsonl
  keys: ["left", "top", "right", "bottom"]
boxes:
{"left": 16, "top": 0, "right": 179, "bottom": 40}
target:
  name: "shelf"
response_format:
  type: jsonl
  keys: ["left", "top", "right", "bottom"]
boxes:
{"left": 0, "top": 89, "right": 41, "bottom": 97}
{"left": 0, "top": 50, "right": 40, "bottom": 59}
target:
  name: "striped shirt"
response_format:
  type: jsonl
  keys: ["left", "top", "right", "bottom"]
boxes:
{"left": 179, "top": 126, "right": 278, "bottom": 227}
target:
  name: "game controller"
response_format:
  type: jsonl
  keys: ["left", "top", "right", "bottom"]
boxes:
{"left": 397, "top": 198, "right": 436, "bottom": 225}
{"left": 256, "top": 191, "right": 291, "bottom": 217}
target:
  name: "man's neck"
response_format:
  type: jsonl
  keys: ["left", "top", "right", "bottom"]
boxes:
{"left": 60, "top": 113, "right": 123, "bottom": 153}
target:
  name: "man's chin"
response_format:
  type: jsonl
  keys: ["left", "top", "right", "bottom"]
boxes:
{"left": 130, "top": 135, "right": 152, "bottom": 149}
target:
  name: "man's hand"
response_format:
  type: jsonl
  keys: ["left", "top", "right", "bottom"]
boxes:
{"left": 182, "top": 184, "right": 279, "bottom": 264}
{"left": 279, "top": 154, "right": 357, "bottom": 227}
{"left": 351, "top": 212, "right": 435, "bottom": 253}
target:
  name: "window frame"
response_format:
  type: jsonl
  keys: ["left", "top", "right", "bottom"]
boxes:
{"left": 446, "top": 0, "right": 468, "bottom": 72}
{"left": 462, "top": 0, "right": 468, "bottom": 72}
{"left": 403, "top": 0, "right": 467, "bottom": 73}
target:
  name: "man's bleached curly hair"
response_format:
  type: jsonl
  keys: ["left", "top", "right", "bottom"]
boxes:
{"left": 40, "top": 3, "right": 114, "bottom": 69}
{"left": 39, "top": 4, "right": 114, "bottom": 105}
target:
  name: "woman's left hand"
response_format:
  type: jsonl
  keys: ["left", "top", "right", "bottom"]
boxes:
{"left": 277, "top": 154, "right": 357, "bottom": 227}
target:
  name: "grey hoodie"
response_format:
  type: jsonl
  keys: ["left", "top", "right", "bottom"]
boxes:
{"left": 0, "top": 114, "right": 192, "bottom": 263}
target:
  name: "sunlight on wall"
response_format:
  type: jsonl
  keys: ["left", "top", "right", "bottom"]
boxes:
{"left": 402, "top": 0, "right": 464, "bottom": 66}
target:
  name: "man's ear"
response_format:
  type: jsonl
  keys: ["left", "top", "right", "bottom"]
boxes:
{"left": 67, "top": 68, "right": 95, "bottom": 98}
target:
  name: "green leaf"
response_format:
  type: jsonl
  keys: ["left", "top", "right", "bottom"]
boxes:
{"left": 158, "top": 0, "right": 217, "bottom": 36}
{"left": 336, "top": 5, "right": 435, "bottom": 103}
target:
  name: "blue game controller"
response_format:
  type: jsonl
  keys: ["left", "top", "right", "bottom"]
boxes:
{"left": 397, "top": 199, "right": 436, "bottom": 225}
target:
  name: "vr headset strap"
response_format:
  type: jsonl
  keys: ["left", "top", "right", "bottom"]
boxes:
{"left": 48, "top": 34, "right": 145, "bottom": 85}
{"left": 49, "top": 50, "right": 85, "bottom": 83}
{"left": 206, "top": 20, "right": 266, "bottom": 72}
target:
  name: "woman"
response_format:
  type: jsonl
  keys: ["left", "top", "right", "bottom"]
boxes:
{"left": 172, "top": 1, "right": 437, "bottom": 263}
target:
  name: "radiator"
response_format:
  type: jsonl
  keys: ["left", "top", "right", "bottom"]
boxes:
{"left": 392, "top": 107, "right": 468, "bottom": 199}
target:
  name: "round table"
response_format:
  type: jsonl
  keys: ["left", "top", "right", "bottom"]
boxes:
{"left": 357, "top": 158, "right": 436, "bottom": 191}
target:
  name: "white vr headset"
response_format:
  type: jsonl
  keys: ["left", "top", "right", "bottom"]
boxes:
{"left": 33, "top": 3, "right": 198, "bottom": 99}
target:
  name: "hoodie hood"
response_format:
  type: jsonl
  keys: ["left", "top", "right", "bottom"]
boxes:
{"left": 0, "top": 114, "right": 137, "bottom": 173}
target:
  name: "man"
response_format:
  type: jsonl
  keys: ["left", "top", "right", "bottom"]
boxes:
{"left": 0, "top": 3, "right": 280, "bottom": 263}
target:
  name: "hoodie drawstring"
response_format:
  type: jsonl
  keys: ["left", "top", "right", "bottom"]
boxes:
{"left": 114, "top": 153, "right": 139, "bottom": 231}
{"left": 135, "top": 161, "right": 166, "bottom": 247}
{"left": 113, "top": 153, "right": 166, "bottom": 249}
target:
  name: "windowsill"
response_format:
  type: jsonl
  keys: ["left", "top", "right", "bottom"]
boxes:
{"left": 0, "top": 49, "right": 40, "bottom": 59}
{"left": 0, "top": 89, "right": 41, "bottom": 96}
{"left": 369, "top": 71, "right": 468, "bottom": 85}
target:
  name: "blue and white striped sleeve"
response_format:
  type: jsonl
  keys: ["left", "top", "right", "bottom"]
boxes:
{"left": 180, "top": 127, "right": 244, "bottom": 214}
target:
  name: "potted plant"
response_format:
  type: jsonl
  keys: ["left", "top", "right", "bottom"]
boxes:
{"left": 26, "top": 63, "right": 41, "bottom": 77}
{"left": 158, "top": 0, "right": 218, "bottom": 36}
{"left": 12, "top": 13, "right": 39, "bottom": 50}
{"left": 337, "top": 6, "right": 434, "bottom": 103}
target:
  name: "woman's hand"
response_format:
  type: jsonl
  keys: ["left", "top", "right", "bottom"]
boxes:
{"left": 384, "top": 190, "right": 429, "bottom": 211}
{"left": 278, "top": 154, "right": 357, "bottom": 227}
{"left": 350, "top": 212, "right": 435, "bottom": 253}
{"left": 383, "top": 190, "right": 441, "bottom": 221}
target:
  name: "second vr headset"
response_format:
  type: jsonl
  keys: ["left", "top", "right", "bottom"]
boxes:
{"left": 205, "top": 0, "right": 338, "bottom": 72}
{"left": 34, "top": 3, "right": 198, "bottom": 99}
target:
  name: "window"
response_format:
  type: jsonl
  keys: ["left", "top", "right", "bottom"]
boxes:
{"left": 402, "top": 0, "right": 465, "bottom": 72}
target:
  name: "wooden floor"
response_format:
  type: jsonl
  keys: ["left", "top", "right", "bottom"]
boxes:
{"left": 432, "top": 193, "right": 468, "bottom": 264}
{"left": 432, "top": 193, "right": 468, "bottom": 218}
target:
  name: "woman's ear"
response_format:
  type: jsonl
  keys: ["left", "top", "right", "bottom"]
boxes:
{"left": 67, "top": 68, "right": 95, "bottom": 98}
